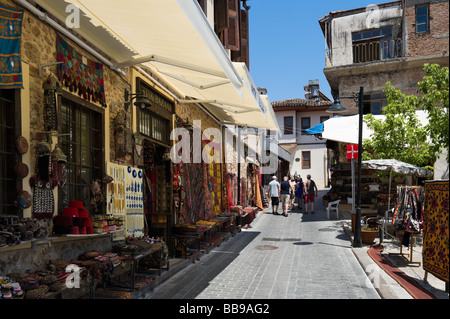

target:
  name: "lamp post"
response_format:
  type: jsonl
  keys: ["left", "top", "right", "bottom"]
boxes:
{"left": 327, "top": 87, "right": 364, "bottom": 248}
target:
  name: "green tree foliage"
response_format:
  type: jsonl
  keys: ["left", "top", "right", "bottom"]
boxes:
{"left": 363, "top": 64, "right": 449, "bottom": 168}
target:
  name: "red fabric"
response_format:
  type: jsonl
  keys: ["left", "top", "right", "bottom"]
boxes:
{"left": 368, "top": 245, "right": 435, "bottom": 299}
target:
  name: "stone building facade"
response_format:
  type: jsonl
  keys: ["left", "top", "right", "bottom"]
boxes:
{"left": 319, "top": 0, "right": 449, "bottom": 114}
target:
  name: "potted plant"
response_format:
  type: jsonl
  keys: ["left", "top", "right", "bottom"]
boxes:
{"left": 361, "top": 224, "right": 379, "bottom": 244}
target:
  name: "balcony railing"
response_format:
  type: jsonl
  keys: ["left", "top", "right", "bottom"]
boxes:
{"left": 353, "top": 38, "right": 403, "bottom": 64}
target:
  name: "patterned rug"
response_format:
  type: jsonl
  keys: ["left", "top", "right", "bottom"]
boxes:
{"left": 423, "top": 180, "right": 449, "bottom": 283}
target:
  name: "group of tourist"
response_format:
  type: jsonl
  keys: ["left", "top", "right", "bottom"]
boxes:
{"left": 267, "top": 175, "right": 318, "bottom": 217}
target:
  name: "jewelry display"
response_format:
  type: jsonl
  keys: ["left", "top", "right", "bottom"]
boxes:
{"left": 106, "top": 162, "right": 144, "bottom": 237}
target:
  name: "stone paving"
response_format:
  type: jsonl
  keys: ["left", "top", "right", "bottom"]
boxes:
{"left": 147, "top": 189, "right": 381, "bottom": 299}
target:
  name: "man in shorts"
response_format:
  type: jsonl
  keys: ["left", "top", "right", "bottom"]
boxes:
{"left": 268, "top": 176, "right": 280, "bottom": 215}
{"left": 304, "top": 174, "right": 318, "bottom": 214}
{"left": 280, "top": 176, "right": 291, "bottom": 217}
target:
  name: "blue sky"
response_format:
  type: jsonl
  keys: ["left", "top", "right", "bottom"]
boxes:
{"left": 249, "top": 0, "right": 380, "bottom": 102}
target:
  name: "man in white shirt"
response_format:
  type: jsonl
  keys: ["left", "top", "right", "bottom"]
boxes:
{"left": 268, "top": 176, "right": 281, "bottom": 215}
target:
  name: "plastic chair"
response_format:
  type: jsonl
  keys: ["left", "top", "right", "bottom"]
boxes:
{"left": 326, "top": 200, "right": 340, "bottom": 219}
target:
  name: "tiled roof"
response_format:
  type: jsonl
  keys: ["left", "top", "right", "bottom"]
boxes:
{"left": 272, "top": 98, "right": 333, "bottom": 108}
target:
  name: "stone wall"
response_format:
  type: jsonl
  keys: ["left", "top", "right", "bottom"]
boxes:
{"left": 0, "top": 235, "right": 111, "bottom": 274}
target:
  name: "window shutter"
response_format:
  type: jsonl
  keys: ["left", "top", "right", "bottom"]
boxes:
{"left": 224, "top": 0, "right": 240, "bottom": 51}
{"left": 231, "top": 8, "right": 249, "bottom": 69}
{"left": 214, "top": 0, "right": 228, "bottom": 33}
{"left": 197, "top": 0, "right": 206, "bottom": 13}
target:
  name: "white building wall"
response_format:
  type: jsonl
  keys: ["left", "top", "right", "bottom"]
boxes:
{"left": 290, "top": 144, "right": 328, "bottom": 189}
{"left": 276, "top": 110, "right": 297, "bottom": 144}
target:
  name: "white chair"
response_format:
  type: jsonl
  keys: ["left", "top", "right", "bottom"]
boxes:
{"left": 326, "top": 200, "right": 340, "bottom": 219}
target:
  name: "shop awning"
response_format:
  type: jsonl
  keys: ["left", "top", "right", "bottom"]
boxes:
{"left": 303, "top": 111, "right": 429, "bottom": 144}
{"left": 30, "top": 0, "right": 279, "bottom": 131}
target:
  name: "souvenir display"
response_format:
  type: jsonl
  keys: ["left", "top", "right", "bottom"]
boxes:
{"left": 31, "top": 140, "right": 55, "bottom": 220}
{"left": 53, "top": 201, "right": 94, "bottom": 235}
{"left": 114, "top": 111, "right": 129, "bottom": 160}
{"left": 106, "top": 163, "right": 144, "bottom": 237}
{"left": 15, "top": 136, "right": 29, "bottom": 155}
{"left": 106, "top": 162, "right": 126, "bottom": 216}
{"left": 17, "top": 190, "right": 32, "bottom": 209}
{"left": 42, "top": 73, "right": 62, "bottom": 131}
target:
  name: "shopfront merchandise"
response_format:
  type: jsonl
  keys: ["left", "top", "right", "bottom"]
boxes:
{"left": 423, "top": 180, "right": 449, "bottom": 283}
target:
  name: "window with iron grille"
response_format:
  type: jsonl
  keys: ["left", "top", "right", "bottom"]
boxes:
{"left": 60, "top": 97, "right": 103, "bottom": 208}
{"left": 136, "top": 78, "right": 173, "bottom": 145}
{"left": 0, "top": 92, "right": 16, "bottom": 214}
{"left": 138, "top": 109, "right": 170, "bottom": 145}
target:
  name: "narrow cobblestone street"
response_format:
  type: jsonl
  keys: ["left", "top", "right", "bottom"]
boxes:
{"left": 145, "top": 190, "right": 380, "bottom": 299}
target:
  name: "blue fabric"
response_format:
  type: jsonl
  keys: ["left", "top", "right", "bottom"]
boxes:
{"left": 302, "top": 116, "right": 341, "bottom": 135}
{"left": 0, "top": 5, "right": 23, "bottom": 88}
{"left": 302, "top": 122, "right": 324, "bottom": 135}
{"left": 295, "top": 182, "right": 303, "bottom": 197}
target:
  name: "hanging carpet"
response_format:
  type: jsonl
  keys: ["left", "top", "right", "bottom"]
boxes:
{"left": 56, "top": 33, "right": 106, "bottom": 107}
{"left": 0, "top": 5, "right": 23, "bottom": 89}
{"left": 423, "top": 180, "right": 449, "bottom": 283}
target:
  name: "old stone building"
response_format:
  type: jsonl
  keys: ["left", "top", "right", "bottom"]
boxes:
{"left": 319, "top": 0, "right": 449, "bottom": 114}
{"left": 0, "top": 0, "right": 279, "bottom": 289}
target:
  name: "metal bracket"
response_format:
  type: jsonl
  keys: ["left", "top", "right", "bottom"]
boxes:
{"left": 39, "top": 62, "right": 63, "bottom": 77}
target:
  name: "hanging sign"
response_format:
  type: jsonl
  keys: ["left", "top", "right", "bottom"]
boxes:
{"left": 347, "top": 144, "right": 359, "bottom": 160}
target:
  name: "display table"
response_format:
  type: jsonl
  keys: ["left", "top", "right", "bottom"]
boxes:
{"left": 103, "top": 244, "right": 163, "bottom": 293}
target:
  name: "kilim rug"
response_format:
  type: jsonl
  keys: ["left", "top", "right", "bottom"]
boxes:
{"left": 368, "top": 245, "right": 435, "bottom": 299}
{"left": 423, "top": 180, "right": 449, "bottom": 283}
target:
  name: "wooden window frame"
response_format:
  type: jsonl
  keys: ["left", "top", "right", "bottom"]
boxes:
{"left": 284, "top": 116, "right": 293, "bottom": 135}
{"left": 58, "top": 93, "right": 104, "bottom": 210}
{"left": 0, "top": 89, "right": 23, "bottom": 217}
{"left": 302, "top": 151, "right": 311, "bottom": 169}
{"left": 0, "top": 89, "right": 21, "bottom": 215}
{"left": 301, "top": 117, "right": 311, "bottom": 135}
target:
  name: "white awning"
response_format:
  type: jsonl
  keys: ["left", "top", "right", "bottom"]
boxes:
{"left": 320, "top": 111, "right": 430, "bottom": 144}
{"left": 31, "top": 0, "right": 279, "bottom": 131}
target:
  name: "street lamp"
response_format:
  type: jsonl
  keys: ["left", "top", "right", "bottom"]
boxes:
{"left": 327, "top": 87, "right": 364, "bottom": 248}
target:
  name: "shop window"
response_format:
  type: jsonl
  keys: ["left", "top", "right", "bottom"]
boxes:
{"left": 416, "top": 5, "right": 429, "bottom": 33}
{"left": 301, "top": 117, "right": 311, "bottom": 135}
{"left": 60, "top": 97, "right": 103, "bottom": 208}
{"left": 302, "top": 151, "right": 311, "bottom": 169}
{"left": 0, "top": 92, "right": 16, "bottom": 214}
{"left": 138, "top": 109, "right": 170, "bottom": 145}
{"left": 136, "top": 79, "right": 173, "bottom": 145}
{"left": 284, "top": 116, "right": 293, "bottom": 135}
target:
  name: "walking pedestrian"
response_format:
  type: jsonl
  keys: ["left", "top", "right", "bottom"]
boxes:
{"left": 289, "top": 177, "right": 297, "bottom": 210}
{"left": 268, "top": 176, "right": 280, "bottom": 215}
{"left": 280, "top": 176, "right": 291, "bottom": 217}
{"left": 304, "top": 174, "right": 318, "bottom": 214}
{"left": 295, "top": 177, "right": 304, "bottom": 210}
